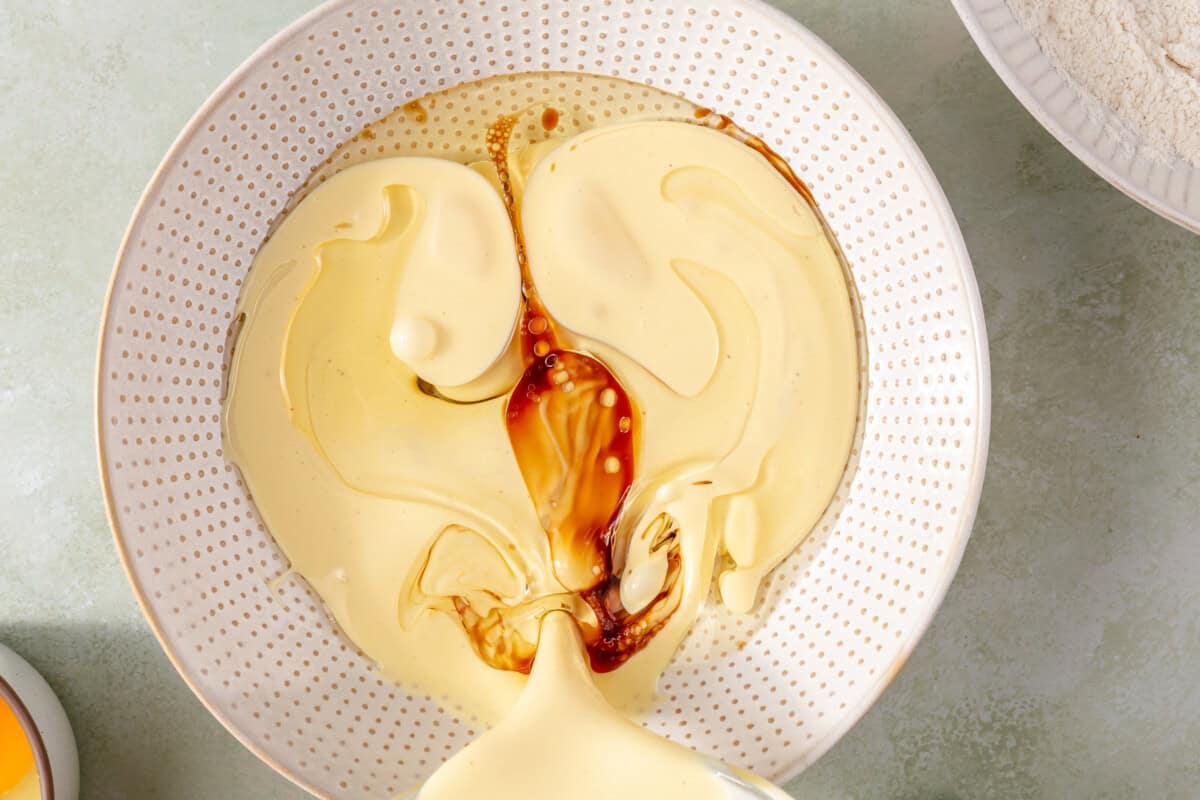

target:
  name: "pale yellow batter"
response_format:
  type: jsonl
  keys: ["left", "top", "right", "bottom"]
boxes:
{"left": 225, "top": 117, "right": 858, "bottom": 728}
{"left": 412, "top": 611, "right": 792, "bottom": 800}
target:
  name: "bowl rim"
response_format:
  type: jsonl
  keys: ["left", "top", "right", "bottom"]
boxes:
{"left": 95, "top": 0, "right": 992, "bottom": 794}
{"left": 94, "top": 3, "right": 353, "bottom": 796}
{"left": 745, "top": 0, "right": 991, "bottom": 782}
{"left": 950, "top": 0, "right": 1200, "bottom": 235}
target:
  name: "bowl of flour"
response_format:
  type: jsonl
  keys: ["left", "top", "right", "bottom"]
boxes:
{"left": 953, "top": 0, "right": 1200, "bottom": 232}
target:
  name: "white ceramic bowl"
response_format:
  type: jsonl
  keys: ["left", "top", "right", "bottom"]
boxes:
{"left": 952, "top": 0, "right": 1200, "bottom": 233}
{"left": 97, "top": 1, "right": 990, "bottom": 797}
{"left": 0, "top": 643, "right": 79, "bottom": 800}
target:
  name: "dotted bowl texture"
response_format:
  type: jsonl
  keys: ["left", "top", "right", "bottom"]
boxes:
{"left": 953, "top": 0, "right": 1200, "bottom": 234}
{"left": 97, "top": 1, "right": 991, "bottom": 797}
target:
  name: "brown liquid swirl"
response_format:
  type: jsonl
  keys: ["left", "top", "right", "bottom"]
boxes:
{"left": 437, "top": 114, "right": 685, "bottom": 675}
{"left": 396, "top": 92, "right": 830, "bottom": 678}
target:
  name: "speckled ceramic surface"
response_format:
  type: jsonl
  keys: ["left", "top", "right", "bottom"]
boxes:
{"left": 952, "top": 0, "right": 1200, "bottom": 234}
{"left": 95, "top": 1, "right": 988, "bottom": 796}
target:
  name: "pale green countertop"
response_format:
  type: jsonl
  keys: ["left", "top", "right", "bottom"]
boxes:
{"left": 1, "top": 1, "right": 1198, "bottom": 798}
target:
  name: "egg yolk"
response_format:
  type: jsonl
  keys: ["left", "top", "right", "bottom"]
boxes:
{"left": 0, "top": 696, "right": 34, "bottom": 792}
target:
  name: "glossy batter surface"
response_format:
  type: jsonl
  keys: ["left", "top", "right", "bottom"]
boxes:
{"left": 225, "top": 115, "right": 858, "bottom": 724}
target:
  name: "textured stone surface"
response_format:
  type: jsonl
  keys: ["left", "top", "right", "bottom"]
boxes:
{"left": 0, "top": 1, "right": 1197, "bottom": 798}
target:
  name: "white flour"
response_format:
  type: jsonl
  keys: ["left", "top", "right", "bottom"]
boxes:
{"left": 1007, "top": 0, "right": 1200, "bottom": 166}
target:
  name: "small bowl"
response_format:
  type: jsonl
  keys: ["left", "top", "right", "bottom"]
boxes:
{"left": 0, "top": 644, "right": 78, "bottom": 800}
{"left": 952, "top": 0, "right": 1200, "bottom": 233}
